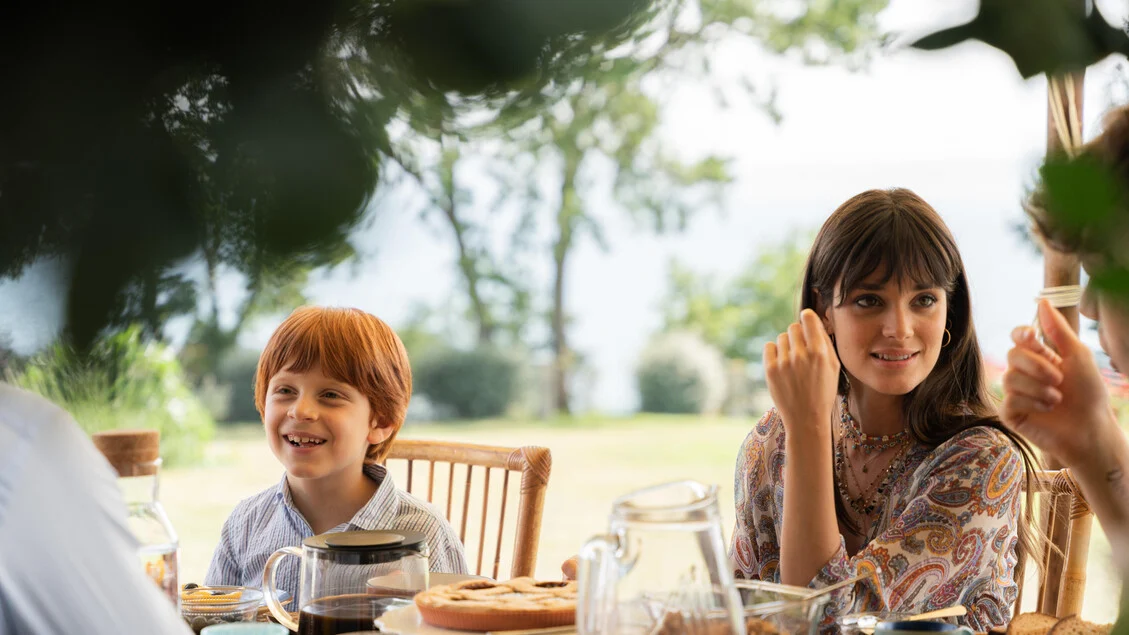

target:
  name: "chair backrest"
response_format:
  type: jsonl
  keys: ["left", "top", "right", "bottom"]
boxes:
{"left": 1014, "top": 469, "right": 1093, "bottom": 618}
{"left": 381, "top": 439, "right": 552, "bottom": 580}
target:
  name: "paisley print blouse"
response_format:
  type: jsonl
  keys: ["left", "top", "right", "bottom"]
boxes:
{"left": 728, "top": 407, "right": 1023, "bottom": 630}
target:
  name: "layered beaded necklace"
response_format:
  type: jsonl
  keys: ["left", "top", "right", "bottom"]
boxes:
{"left": 833, "top": 397, "right": 912, "bottom": 521}
{"left": 839, "top": 396, "right": 908, "bottom": 457}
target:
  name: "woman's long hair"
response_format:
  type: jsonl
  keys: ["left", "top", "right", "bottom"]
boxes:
{"left": 800, "top": 188, "right": 1046, "bottom": 564}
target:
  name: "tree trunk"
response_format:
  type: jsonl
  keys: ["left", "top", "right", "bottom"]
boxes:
{"left": 551, "top": 242, "right": 570, "bottom": 415}
{"left": 550, "top": 159, "right": 579, "bottom": 415}
{"left": 443, "top": 200, "right": 494, "bottom": 346}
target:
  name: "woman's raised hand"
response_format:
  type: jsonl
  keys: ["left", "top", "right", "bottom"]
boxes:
{"left": 763, "top": 309, "right": 841, "bottom": 433}
{"left": 1002, "top": 299, "right": 1115, "bottom": 467}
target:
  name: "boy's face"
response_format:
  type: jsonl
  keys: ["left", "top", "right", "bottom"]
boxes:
{"left": 263, "top": 362, "right": 390, "bottom": 482}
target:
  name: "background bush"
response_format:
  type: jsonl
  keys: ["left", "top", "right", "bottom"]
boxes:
{"left": 636, "top": 331, "right": 727, "bottom": 415}
{"left": 7, "top": 326, "right": 216, "bottom": 466}
{"left": 212, "top": 348, "right": 262, "bottom": 423}
{"left": 413, "top": 346, "right": 520, "bottom": 419}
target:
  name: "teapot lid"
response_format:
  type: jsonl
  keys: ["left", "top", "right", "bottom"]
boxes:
{"left": 302, "top": 530, "right": 429, "bottom": 565}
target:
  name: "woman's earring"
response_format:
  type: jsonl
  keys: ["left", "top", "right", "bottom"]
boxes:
{"left": 942, "top": 329, "right": 952, "bottom": 348}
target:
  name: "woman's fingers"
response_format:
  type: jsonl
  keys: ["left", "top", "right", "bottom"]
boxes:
{"left": 561, "top": 557, "right": 578, "bottom": 581}
{"left": 1002, "top": 392, "right": 1055, "bottom": 420}
{"left": 1037, "top": 297, "right": 1085, "bottom": 357}
{"left": 764, "top": 341, "right": 777, "bottom": 365}
{"left": 799, "top": 309, "right": 829, "bottom": 354}
{"left": 786, "top": 322, "right": 805, "bottom": 358}
{"left": 1011, "top": 324, "right": 1063, "bottom": 366}
{"left": 777, "top": 331, "right": 791, "bottom": 361}
{"left": 1006, "top": 345, "right": 1064, "bottom": 386}
{"left": 1002, "top": 367, "right": 1063, "bottom": 407}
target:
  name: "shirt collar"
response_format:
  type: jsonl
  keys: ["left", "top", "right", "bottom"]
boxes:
{"left": 349, "top": 463, "right": 399, "bottom": 530}
{"left": 274, "top": 463, "right": 399, "bottom": 531}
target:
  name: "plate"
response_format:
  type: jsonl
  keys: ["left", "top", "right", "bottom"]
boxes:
{"left": 367, "top": 571, "right": 491, "bottom": 594}
{"left": 377, "top": 603, "right": 481, "bottom": 635}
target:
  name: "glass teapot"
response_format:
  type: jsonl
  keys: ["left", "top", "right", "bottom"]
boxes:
{"left": 577, "top": 481, "right": 746, "bottom": 635}
{"left": 263, "top": 529, "right": 429, "bottom": 634}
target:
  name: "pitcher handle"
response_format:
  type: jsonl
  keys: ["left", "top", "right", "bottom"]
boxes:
{"left": 262, "top": 546, "right": 302, "bottom": 631}
{"left": 576, "top": 533, "right": 621, "bottom": 635}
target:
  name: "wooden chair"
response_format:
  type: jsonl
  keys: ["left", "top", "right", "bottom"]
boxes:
{"left": 1014, "top": 469, "right": 1094, "bottom": 618}
{"left": 381, "top": 439, "right": 552, "bottom": 580}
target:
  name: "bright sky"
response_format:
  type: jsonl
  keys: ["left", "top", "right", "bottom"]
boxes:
{"left": 2, "top": 0, "right": 1127, "bottom": 414}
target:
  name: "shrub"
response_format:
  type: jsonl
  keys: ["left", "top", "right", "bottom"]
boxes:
{"left": 636, "top": 331, "right": 727, "bottom": 415}
{"left": 213, "top": 348, "right": 262, "bottom": 423}
{"left": 7, "top": 326, "right": 216, "bottom": 466}
{"left": 413, "top": 346, "right": 520, "bottom": 419}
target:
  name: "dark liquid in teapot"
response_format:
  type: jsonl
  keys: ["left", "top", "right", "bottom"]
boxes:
{"left": 298, "top": 594, "right": 406, "bottom": 635}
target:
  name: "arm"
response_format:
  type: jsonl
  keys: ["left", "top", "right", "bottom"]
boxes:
{"left": 1064, "top": 419, "right": 1129, "bottom": 557}
{"left": 763, "top": 310, "right": 841, "bottom": 586}
{"left": 729, "top": 412, "right": 778, "bottom": 580}
{"left": 1002, "top": 299, "right": 1129, "bottom": 554}
{"left": 0, "top": 400, "right": 190, "bottom": 635}
{"left": 779, "top": 417, "right": 838, "bottom": 586}
{"left": 203, "top": 514, "right": 243, "bottom": 587}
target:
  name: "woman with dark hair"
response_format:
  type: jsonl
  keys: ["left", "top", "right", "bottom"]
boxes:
{"left": 1003, "top": 104, "right": 1129, "bottom": 561}
{"left": 730, "top": 188, "right": 1044, "bottom": 630}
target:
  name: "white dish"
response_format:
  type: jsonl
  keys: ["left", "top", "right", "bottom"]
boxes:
{"left": 368, "top": 571, "right": 490, "bottom": 594}
{"left": 377, "top": 599, "right": 579, "bottom": 635}
{"left": 377, "top": 603, "right": 480, "bottom": 635}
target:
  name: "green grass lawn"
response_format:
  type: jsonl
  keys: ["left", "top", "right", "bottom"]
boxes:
{"left": 162, "top": 417, "right": 1123, "bottom": 622}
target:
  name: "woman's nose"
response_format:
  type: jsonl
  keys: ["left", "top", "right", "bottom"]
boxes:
{"left": 882, "top": 306, "right": 913, "bottom": 339}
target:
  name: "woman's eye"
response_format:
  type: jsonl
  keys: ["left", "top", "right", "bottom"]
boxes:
{"left": 916, "top": 294, "right": 938, "bottom": 307}
{"left": 854, "top": 295, "right": 880, "bottom": 308}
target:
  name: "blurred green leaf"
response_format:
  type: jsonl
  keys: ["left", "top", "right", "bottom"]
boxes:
{"left": 1041, "top": 154, "right": 1124, "bottom": 237}
{"left": 911, "top": 0, "right": 1129, "bottom": 79}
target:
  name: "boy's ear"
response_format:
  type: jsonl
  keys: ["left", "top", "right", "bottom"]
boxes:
{"left": 367, "top": 418, "right": 395, "bottom": 445}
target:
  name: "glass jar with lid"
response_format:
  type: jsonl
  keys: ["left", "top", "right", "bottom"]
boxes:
{"left": 93, "top": 428, "right": 180, "bottom": 608}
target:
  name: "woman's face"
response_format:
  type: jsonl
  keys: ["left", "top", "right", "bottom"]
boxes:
{"left": 821, "top": 270, "right": 949, "bottom": 396}
{"left": 1081, "top": 258, "right": 1129, "bottom": 374}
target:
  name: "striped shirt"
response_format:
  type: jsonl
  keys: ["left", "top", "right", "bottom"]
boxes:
{"left": 205, "top": 463, "right": 467, "bottom": 600}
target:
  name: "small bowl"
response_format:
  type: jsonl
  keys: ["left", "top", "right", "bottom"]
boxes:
{"left": 201, "top": 625, "right": 288, "bottom": 635}
{"left": 736, "top": 580, "right": 838, "bottom": 635}
{"left": 180, "top": 585, "right": 264, "bottom": 635}
{"left": 839, "top": 612, "right": 912, "bottom": 635}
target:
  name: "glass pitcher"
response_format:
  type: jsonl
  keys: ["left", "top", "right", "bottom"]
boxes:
{"left": 263, "top": 530, "right": 429, "bottom": 634}
{"left": 577, "top": 480, "right": 745, "bottom": 635}
{"left": 91, "top": 429, "right": 180, "bottom": 609}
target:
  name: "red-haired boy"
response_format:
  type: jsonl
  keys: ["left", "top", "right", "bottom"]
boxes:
{"left": 205, "top": 307, "right": 466, "bottom": 598}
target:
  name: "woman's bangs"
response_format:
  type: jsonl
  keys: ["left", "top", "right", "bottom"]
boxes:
{"left": 836, "top": 217, "right": 956, "bottom": 301}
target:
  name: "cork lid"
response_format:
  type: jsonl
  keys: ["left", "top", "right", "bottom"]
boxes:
{"left": 91, "top": 429, "right": 161, "bottom": 476}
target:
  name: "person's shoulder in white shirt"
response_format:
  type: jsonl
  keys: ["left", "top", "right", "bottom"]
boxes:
{"left": 0, "top": 382, "right": 191, "bottom": 634}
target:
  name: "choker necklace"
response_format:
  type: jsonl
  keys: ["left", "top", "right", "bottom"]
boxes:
{"left": 840, "top": 396, "right": 908, "bottom": 453}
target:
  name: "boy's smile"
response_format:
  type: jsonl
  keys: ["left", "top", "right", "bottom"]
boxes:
{"left": 284, "top": 433, "right": 326, "bottom": 448}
